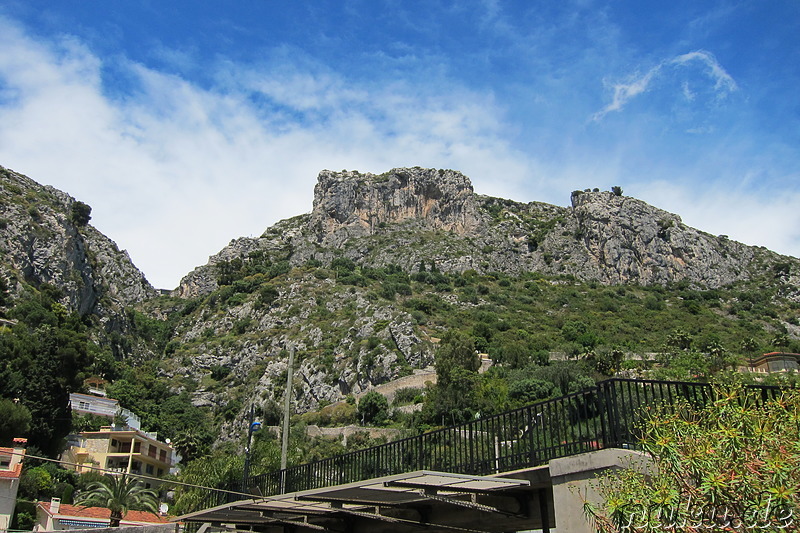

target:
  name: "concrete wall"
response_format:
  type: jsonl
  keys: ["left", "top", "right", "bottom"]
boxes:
{"left": 0, "top": 478, "right": 19, "bottom": 530}
{"left": 549, "top": 448, "right": 652, "bottom": 533}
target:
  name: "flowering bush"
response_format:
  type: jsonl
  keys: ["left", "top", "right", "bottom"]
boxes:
{"left": 585, "top": 383, "right": 800, "bottom": 532}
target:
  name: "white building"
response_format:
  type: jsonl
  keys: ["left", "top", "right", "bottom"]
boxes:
{"left": 0, "top": 438, "right": 26, "bottom": 531}
{"left": 69, "top": 393, "right": 141, "bottom": 430}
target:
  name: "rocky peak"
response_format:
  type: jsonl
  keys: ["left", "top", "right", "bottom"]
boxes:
{"left": 309, "top": 167, "right": 482, "bottom": 242}
{"left": 0, "top": 166, "right": 156, "bottom": 316}
{"left": 564, "top": 189, "right": 756, "bottom": 286}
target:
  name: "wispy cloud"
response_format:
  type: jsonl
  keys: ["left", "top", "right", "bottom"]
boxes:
{"left": 591, "top": 65, "right": 662, "bottom": 121}
{"left": 592, "top": 49, "right": 737, "bottom": 121}
{"left": 671, "top": 50, "right": 737, "bottom": 93}
{"left": 0, "top": 17, "right": 532, "bottom": 288}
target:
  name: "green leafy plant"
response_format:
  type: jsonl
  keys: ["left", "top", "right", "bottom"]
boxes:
{"left": 584, "top": 383, "right": 800, "bottom": 532}
{"left": 69, "top": 201, "right": 92, "bottom": 226}
{"left": 357, "top": 391, "right": 389, "bottom": 425}
{"left": 74, "top": 474, "right": 159, "bottom": 527}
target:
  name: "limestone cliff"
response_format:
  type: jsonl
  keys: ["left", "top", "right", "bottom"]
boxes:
{"left": 310, "top": 168, "right": 482, "bottom": 241}
{"left": 0, "top": 166, "right": 156, "bottom": 320}
{"left": 564, "top": 190, "right": 756, "bottom": 286}
{"left": 176, "top": 167, "right": 787, "bottom": 300}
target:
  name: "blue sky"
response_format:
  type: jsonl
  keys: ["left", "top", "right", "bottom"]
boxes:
{"left": 0, "top": 1, "right": 798, "bottom": 289}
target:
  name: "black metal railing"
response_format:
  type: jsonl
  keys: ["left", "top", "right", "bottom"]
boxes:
{"left": 208, "top": 378, "right": 782, "bottom": 507}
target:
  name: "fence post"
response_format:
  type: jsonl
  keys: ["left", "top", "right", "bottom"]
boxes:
{"left": 597, "top": 381, "right": 620, "bottom": 448}
{"left": 528, "top": 407, "right": 537, "bottom": 467}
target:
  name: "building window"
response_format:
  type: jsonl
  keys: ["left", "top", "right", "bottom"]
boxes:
{"left": 157, "top": 468, "right": 164, "bottom": 477}
{"left": 146, "top": 464, "right": 154, "bottom": 475}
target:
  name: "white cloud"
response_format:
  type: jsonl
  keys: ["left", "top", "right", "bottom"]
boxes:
{"left": 592, "top": 65, "right": 662, "bottom": 121}
{"left": 0, "top": 18, "right": 537, "bottom": 288}
{"left": 671, "top": 50, "right": 737, "bottom": 94}
{"left": 592, "top": 49, "right": 737, "bottom": 121}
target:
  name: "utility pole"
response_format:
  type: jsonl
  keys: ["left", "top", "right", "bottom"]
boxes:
{"left": 280, "top": 345, "right": 295, "bottom": 493}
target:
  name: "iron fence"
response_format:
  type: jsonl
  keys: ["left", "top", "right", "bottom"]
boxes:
{"left": 206, "top": 378, "right": 782, "bottom": 506}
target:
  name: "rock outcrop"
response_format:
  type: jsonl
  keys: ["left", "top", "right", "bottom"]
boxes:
{"left": 176, "top": 168, "right": 783, "bottom": 301}
{"left": 0, "top": 166, "right": 156, "bottom": 318}
{"left": 310, "top": 168, "right": 483, "bottom": 242}
{"left": 559, "top": 190, "right": 756, "bottom": 286}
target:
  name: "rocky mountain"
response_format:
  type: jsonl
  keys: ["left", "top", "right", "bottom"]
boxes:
{"left": 0, "top": 166, "right": 156, "bottom": 313}
{"left": 178, "top": 167, "right": 774, "bottom": 298}
{"left": 2, "top": 164, "right": 799, "bottom": 449}
{"left": 154, "top": 167, "right": 798, "bottom": 440}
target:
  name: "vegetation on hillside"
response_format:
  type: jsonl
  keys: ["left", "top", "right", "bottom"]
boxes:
{"left": 2, "top": 166, "right": 799, "bottom": 521}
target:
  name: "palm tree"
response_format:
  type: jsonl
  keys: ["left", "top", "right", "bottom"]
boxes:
{"left": 75, "top": 474, "right": 159, "bottom": 527}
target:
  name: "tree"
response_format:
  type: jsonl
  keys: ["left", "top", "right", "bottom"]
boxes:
{"left": 772, "top": 333, "right": 790, "bottom": 351}
{"left": 0, "top": 274, "right": 9, "bottom": 310}
{"left": 741, "top": 337, "right": 759, "bottom": 359}
{"left": 611, "top": 186, "right": 623, "bottom": 196}
{"left": 584, "top": 384, "right": 800, "bottom": 532}
{"left": 508, "top": 378, "right": 554, "bottom": 405}
{"left": 0, "top": 398, "right": 31, "bottom": 445}
{"left": 172, "top": 437, "right": 281, "bottom": 515}
{"left": 18, "top": 466, "right": 53, "bottom": 500}
{"left": 69, "top": 201, "right": 92, "bottom": 226}
{"left": 74, "top": 474, "right": 159, "bottom": 527}
{"left": 357, "top": 391, "right": 389, "bottom": 425}
{"left": 171, "top": 431, "right": 209, "bottom": 464}
{"left": 426, "top": 332, "right": 481, "bottom": 424}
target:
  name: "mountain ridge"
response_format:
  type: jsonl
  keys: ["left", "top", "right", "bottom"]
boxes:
{"left": 176, "top": 167, "right": 782, "bottom": 299}
{"left": 0, "top": 165, "right": 156, "bottom": 320}
{"left": 2, "top": 163, "right": 799, "bottom": 453}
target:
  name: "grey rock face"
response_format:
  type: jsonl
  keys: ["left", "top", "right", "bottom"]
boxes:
{"left": 563, "top": 190, "right": 756, "bottom": 286}
{"left": 0, "top": 166, "right": 156, "bottom": 317}
{"left": 310, "top": 168, "right": 483, "bottom": 243}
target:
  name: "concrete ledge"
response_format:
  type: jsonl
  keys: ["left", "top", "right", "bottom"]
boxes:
{"left": 549, "top": 448, "right": 651, "bottom": 480}
{"left": 549, "top": 448, "right": 652, "bottom": 533}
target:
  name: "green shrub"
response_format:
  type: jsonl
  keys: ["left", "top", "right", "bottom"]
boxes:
{"left": 357, "top": 391, "right": 389, "bottom": 425}
{"left": 69, "top": 201, "right": 92, "bottom": 226}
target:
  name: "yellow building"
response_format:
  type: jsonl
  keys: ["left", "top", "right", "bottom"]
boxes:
{"left": 741, "top": 352, "right": 800, "bottom": 374}
{"left": 62, "top": 428, "right": 174, "bottom": 489}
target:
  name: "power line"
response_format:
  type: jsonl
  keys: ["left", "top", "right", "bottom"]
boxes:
{"left": 3, "top": 450, "right": 255, "bottom": 498}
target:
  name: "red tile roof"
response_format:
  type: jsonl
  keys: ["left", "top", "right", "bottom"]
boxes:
{"left": 39, "top": 502, "right": 170, "bottom": 524}
{"left": 0, "top": 448, "right": 22, "bottom": 479}
{"left": 0, "top": 464, "right": 23, "bottom": 478}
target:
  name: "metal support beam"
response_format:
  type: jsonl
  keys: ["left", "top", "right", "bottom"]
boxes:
{"left": 417, "top": 490, "right": 525, "bottom": 518}
{"left": 539, "top": 488, "right": 551, "bottom": 533}
{"left": 327, "top": 504, "right": 405, "bottom": 524}
{"left": 259, "top": 515, "right": 335, "bottom": 532}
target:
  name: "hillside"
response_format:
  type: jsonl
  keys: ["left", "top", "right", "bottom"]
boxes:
{"left": 0, "top": 166, "right": 156, "bottom": 346}
{"left": 2, "top": 164, "right": 799, "bottom": 455}
{"left": 148, "top": 167, "right": 800, "bottom": 442}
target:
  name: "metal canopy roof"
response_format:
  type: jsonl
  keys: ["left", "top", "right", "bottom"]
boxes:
{"left": 176, "top": 470, "right": 539, "bottom": 533}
